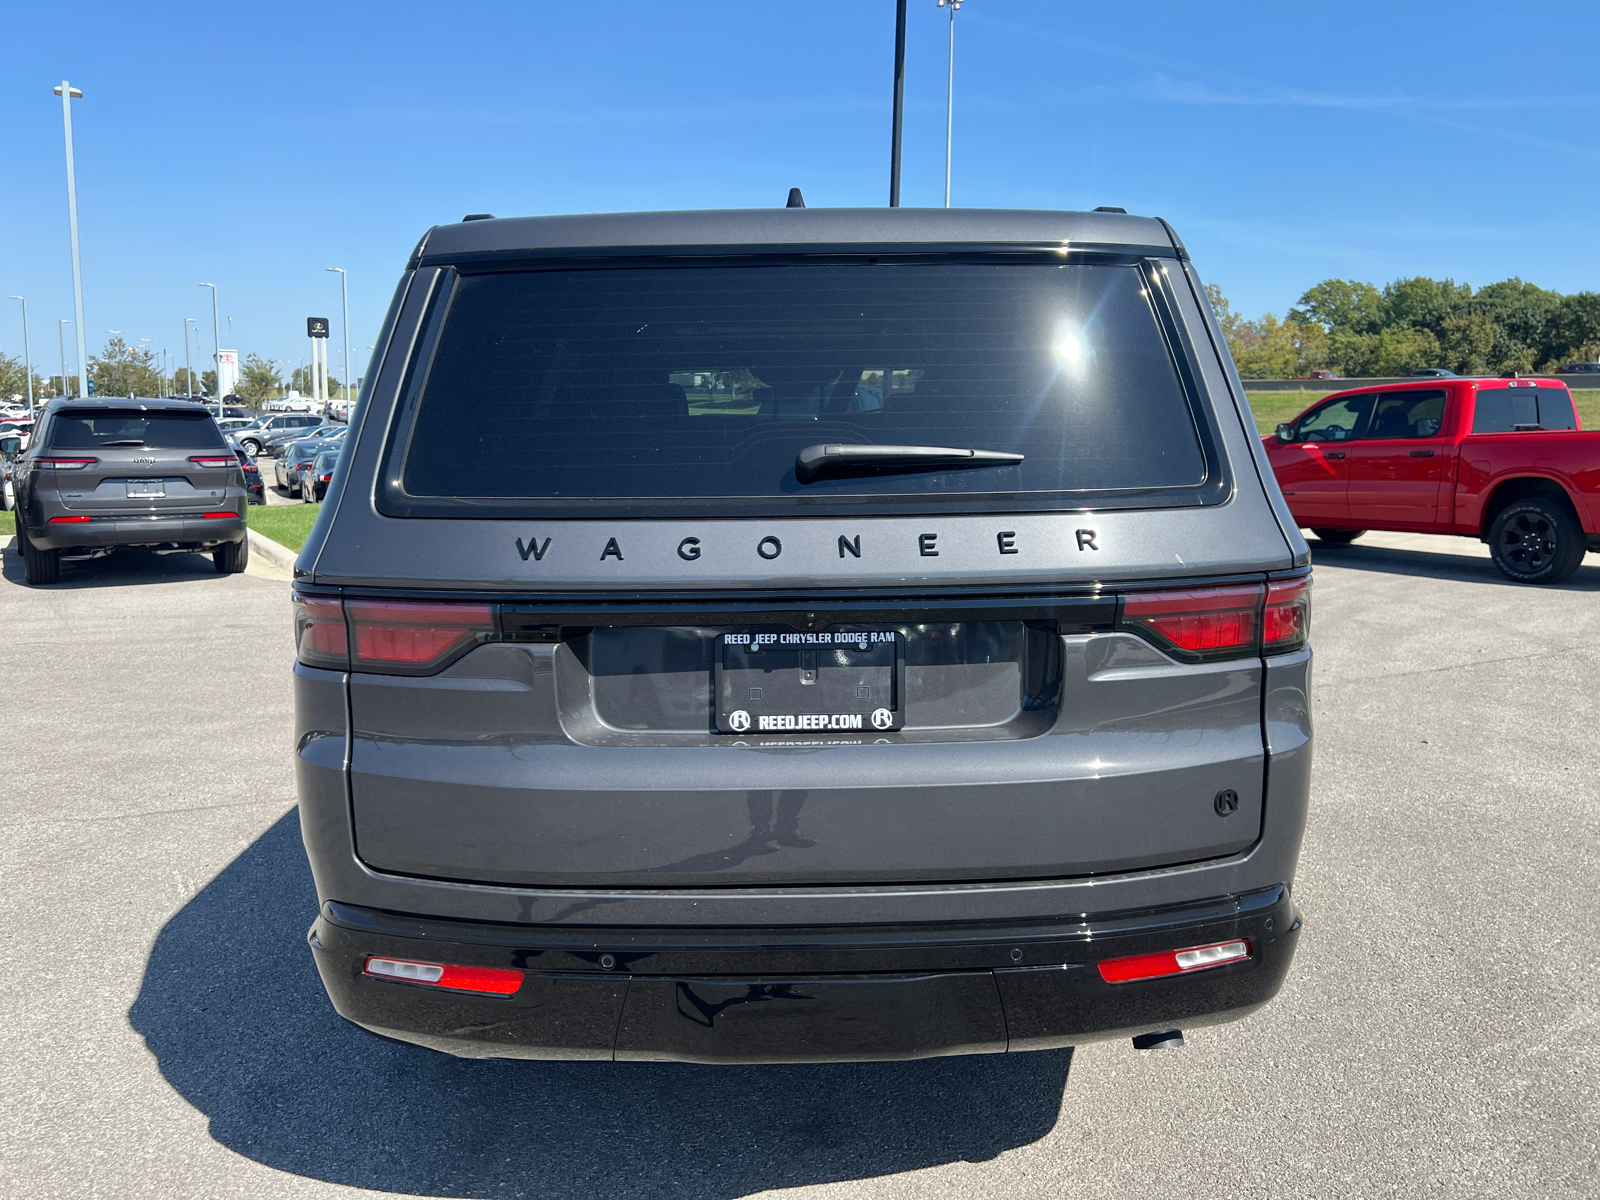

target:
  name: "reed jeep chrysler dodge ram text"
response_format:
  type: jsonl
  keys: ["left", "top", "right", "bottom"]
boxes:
{"left": 292, "top": 207, "right": 1313, "bottom": 1063}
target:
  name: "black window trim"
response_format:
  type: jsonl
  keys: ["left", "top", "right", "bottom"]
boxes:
{"left": 374, "top": 250, "right": 1234, "bottom": 522}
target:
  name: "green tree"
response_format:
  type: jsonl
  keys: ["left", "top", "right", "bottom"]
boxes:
{"left": 0, "top": 352, "right": 44, "bottom": 402}
{"left": 1289, "top": 279, "right": 1384, "bottom": 335}
{"left": 236, "top": 354, "right": 281, "bottom": 405}
{"left": 1550, "top": 292, "right": 1600, "bottom": 365}
{"left": 172, "top": 367, "right": 203, "bottom": 396}
{"left": 201, "top": 369, "right": 217, "bottom": 397}
{"left": 1470, "top": 278, "right": 1560, "bottom": 372}
{"left": 1438, "top": 313, "right": 1496, "bottom": 376}
{"left": 1381, "top": 276, "right": 1471, "bottom": 333}
{"left": 91, "top": 335, "right": 163, "bottom": 398}
{"left": 1367, "top": 326, "right": 1442, "bottom": 376}
{"left": 1204, "top": 283, "right": 1245, "bottom": 341}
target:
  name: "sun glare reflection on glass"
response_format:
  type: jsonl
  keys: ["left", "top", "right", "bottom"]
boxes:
{"left": 1053, "top": 325, "right": 1087, "bottom": 369}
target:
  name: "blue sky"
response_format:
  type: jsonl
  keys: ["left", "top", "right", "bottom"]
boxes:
{"left": 3, "top": 1, "right": 1597, "bottom": 383}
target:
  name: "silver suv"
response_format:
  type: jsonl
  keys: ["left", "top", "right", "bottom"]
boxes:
{"left": 293, "top": 207, "right": 1313, "bottom": 1063}
{"left": 236, "top": 412, "right": 322, "bottom": 457}
{"left": 14, "top": 398, "right": 248, "bottom": 584}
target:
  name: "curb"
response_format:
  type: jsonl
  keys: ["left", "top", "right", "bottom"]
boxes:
{"left": 247, "top": 528, "right": 299, "bottom": 575}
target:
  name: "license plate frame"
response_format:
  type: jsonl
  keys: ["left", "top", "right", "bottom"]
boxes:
{"left": 125, "top": 480, "right": 166, "bottom": 498}
{"left": 714, "top": 630, "right": 905, "bottom": 735}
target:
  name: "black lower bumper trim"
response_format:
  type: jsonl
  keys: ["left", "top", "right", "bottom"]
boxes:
{"left": 309, "top": 886, "right": 1301, "bottom": 1063}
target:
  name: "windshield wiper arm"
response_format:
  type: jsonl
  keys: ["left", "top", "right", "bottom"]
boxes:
{"left": 796, "top": 443, "right": 1024, "bottom": 483}
{"left": 102, "top": 439, "right": 146, "bottom": 446}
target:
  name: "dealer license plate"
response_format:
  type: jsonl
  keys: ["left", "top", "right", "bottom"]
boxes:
{"left": 715, "top": 630, "right": 904, "bottom": 734}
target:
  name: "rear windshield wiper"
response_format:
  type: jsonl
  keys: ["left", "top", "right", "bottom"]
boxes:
{"left": 796, "top": 443, "right": 1024, "bottom": 483}
{"left": 101, "top": 439, "right": 146, "bottom": 446}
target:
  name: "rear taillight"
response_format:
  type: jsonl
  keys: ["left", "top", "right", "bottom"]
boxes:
{"left": 347, "top": 599, "right": 496, "bottom": 673}
{"left": 34, "top": 457, "right": 98, "bottom": 470}
{"left": 189, "top": 455, "right": 237, "bottom": 468}
{"left": 1097, "top": 939, "right": 1252, "bottom": 984}
{"left": 1119, "top": 585, "right": 1263, "bottom": 661}
{"left": 1263, "top": 576, "right": 1311, "bottom": 653}
{"left": 292, "top": 593, "right": 497, "bottom": 675}
{"left": 293, "top": 594, "right": 349, "bottom": 670}
{"left": 363, "top": 956, "right": 523, "bottom": 996}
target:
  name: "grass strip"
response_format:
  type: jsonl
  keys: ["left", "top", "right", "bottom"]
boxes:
{"left": 247, "top": 504, "right": 320, "bottom": 552}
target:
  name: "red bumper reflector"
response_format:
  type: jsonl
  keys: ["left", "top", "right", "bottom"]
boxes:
{"left": 1097, "top": 939, "right": 1251, "bottom": 984}
{"left": 202, "top": 511, "right": 238, "bottom": 518}
{"left": 363, "top": 955, "right": 524, "bottom": 996}
{"left": 49, "top": 515, "right": 93, "bottom": 523}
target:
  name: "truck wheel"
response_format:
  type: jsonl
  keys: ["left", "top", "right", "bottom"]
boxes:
{"left": 241, "top": 438, "right": 263, "bottom": 456}
{"left": 1488, "top": 499, "right": 1586, "bottom": 585}
{"left": 1310, "top": 529, "right": 1365, "bottom": 545}
{"left": 213, "top": 537, "right": 250, "bottom": 575}
{"left": 19, "top": 522, "right": 61, "bottom": 585}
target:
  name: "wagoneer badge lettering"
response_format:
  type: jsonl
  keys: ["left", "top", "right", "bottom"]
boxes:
{"left": 515, "top": 536, "right": 550, "bottom": 561}
{"left": 756, "top": 536, "right": 782, "bottom": 560}
{"left": 677, "top": 537, "right": 701, "bottom": 561}
{"left": 600, "top": 537, "right": 624, "bottom": 561}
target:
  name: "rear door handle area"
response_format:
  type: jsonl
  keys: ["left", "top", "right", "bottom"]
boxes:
{"left": 1409, "top": 449, "right": 1435, "bottom": 458}
{"left": 1325, "top": 451, "right": 1346, "bottom": 460}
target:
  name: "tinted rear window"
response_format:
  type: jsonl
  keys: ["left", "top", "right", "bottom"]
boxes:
{"left": 391, "top": 262, "right": 1210, "bottom": 513}
{"left": 1472, "top": 386, "right": 1576, "bottom": 433}
{"left": 48, "top": 409, "right": 226, "bottom": 450}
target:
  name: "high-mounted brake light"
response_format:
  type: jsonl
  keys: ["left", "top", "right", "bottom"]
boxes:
{"left": 1119, "top": 585, "right": 1263, "bottom": 660}
{"left": 1097, "top": 939, "right": 1251, "bottom": 984}
{"left": 1263, "top": 576, "right": 1311, "bottom": 653}
{"left": 346, "top": 599, "right": 496, "bottom": 672}
{"left": 189, "top": 455, "right": 237, "bottom": 468}
{"left": 363, "top": 955, "right": 524, "bottom": 996}
{"left": 34, "top": 457, "right": 98, "bottom": 470}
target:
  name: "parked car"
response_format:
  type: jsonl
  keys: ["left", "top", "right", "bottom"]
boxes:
{"left": 1559, "top": 361, "right": 1600, "bottom": 374}
{"left": 0, "top": 434, "right": 18, "bottom": 509}
{"left": 293, "top": 207, "right": 1313, "bottom": 1064}
{"left": 1264, "top": 377, "right": 1600, "bottom": 583}
{"left": 235, "top": 412, "right": 323, "bottom": 457}
{"left": 1408, "top": 368, "right": 1456, "bottom": 378}
{"left": 263, "top": 423, "right": 344, "bottom": 458}
{"left": 274, "top": 437, "right": 336, "bottom": 497}
{"left": 11, "top": 398, "right": 248, "bottom": 583}
{"left": 301, "top": 448, "right": 339, "bottom": 503}
{"left": 228, "top": 441, "right": 265, "bottom": 505}
{"left": 1308, "top": 369, "right": 1339, "bottom": 380}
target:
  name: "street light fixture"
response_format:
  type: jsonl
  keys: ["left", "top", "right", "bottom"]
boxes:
{"left": 9, "top": 296, "right": 34, "bottom": 416}
{"left": 54, "top": 82, "right": 88, "bottom": 397}
{"left": 327, "top": 267, "right": 350, "bottom": 404}
{"left": 199, "top": 283, "right": 221, "bottom": 417}
{"left": 937, "top": 0, "right": 964, "bottom": 208}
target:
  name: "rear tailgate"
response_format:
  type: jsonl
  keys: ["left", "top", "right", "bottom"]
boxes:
{"left": 43, "top": 408, "right": 237, "bottom": 514}
{"left": 313, "top": 249, "right": 1302, "bottom": 890}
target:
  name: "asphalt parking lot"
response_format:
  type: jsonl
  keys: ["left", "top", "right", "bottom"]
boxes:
{"left": 2, "top": 531, "right": 1596, "bottom": 1200}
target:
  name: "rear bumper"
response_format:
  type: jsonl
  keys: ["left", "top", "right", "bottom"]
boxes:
{"left": 308, "top": 885, "right": 1300, "bottom": 1063}
{"left": 29, "top": 513, "right": 245, "bottom": 550}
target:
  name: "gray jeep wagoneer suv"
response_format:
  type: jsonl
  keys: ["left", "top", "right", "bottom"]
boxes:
{"left": 14, "top": 398, "right": 249, "bottom": 585}
{"left": 294, "top": 208, "right": 1312, "bottom": 1063}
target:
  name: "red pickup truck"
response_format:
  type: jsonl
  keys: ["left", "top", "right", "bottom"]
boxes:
{"left": 1263, "top": 377, "right": 1600, "bottom": 584}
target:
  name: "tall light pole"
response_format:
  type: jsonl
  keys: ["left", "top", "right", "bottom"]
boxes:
{"left": 184, "top": 318, "right": 198, "bottom": 398}
{"left": 199, "top": 283, "right": 221, "bottom": 416}
{"left": 9, "top": 297, "right": 34, "bottom": 416}
{"left": 54, "top": 82, "right": 88, "bottom": 397}
{"left": 889, "top": 0, "right": 907, "bottom": 207}
{"left": 58, "top": 319, "right": 71, "bottom": 399}
{"left": 327, "top": 267, "right": 350, "bottom": 403}
{"left": 138, "top": 338, "right": 152, "bottom": 398}
{"left": 938, "top": 0, "right": 963, "bottom": 208}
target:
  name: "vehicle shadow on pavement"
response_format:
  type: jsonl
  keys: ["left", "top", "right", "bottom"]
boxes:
{"left": 1310, "top": 543, "right": 1600, "bottom": 591}
{"left": 129, "top": 812, "right": 1071, "bottom": 1199}
{"left": 0, "top": 541, "right": 232, "bottom": 589}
